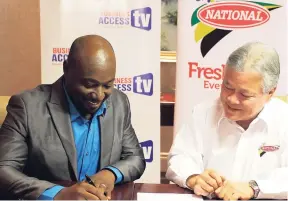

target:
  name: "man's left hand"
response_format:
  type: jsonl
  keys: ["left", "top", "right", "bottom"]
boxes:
{"left": 215, "top": 181, "right": 254, "bottom": 201}
{"left": 91, "top": 169, "right": 116, "bottom": 200}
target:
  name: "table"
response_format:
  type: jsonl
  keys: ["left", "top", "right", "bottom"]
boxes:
{"left": 55, "top": 181, "right": 193, "bottom": 200}
{"left": 112, "top": 182, "right": 134, "bottom": 200}
{"left": 132, "top": 183, "right": 193, "bottom": 200}
{"left": 55, "top": 181, "right": 135, "bottom": 200}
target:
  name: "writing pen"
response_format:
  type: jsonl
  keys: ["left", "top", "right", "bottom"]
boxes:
{"left": 85, "top": 174, "right": 108, "bottom": 197}
{"left": 85, "top": 174, "right": 96, "bottom": 187}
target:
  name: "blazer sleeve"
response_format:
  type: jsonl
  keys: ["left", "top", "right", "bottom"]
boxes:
{"left": 109, "top": 95, "right": 146, "bottom": 182}
{"left": 0, "top": 95, "right": 56, "bottom": 199}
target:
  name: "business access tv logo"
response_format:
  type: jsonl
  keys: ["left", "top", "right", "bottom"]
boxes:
{"left": 139, "top": 140, "right": 153, "bottom": 163}
{"left": 98, "top": 7, "right": 152, "bottom": 31}
{"left": 51, "top": 48, "right": 69, "bottom": 65}
{"left": 114, "top": 73, "right": 153, "bottom": 96}
{"left": 191, "top": 1, "right": 281, "bottom": 57}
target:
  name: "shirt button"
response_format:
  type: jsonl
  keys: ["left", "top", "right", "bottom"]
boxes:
{"left": 86, "top": 152, "right": 89, "bottom": 156}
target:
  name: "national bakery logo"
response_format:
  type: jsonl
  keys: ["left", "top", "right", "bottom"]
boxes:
{"left": 191, "top": 1, "right": 281, "bottom": 57}
{"left": 52, "top": 48, "right": 69, "bottom": 65}
{"left": 198, "top": 2, "right": 270, "bottom": 29}
{"left": 98, "top": 7, "right": 152, "bottom": 31}
{"left": 258, "top": 143, "right": 280, "bottom": 157}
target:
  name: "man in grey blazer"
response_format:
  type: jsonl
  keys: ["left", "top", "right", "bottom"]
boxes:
{"left": 0, "top": 35, "right": 146, "bottom": 200}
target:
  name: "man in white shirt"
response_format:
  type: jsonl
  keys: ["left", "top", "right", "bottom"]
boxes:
{"left": 166, "top": 42, "right": 288, "bottom": 200}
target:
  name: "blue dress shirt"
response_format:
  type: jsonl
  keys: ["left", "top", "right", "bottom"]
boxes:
{"left": 38, "top": 86, "right": 123, "bottom": 200}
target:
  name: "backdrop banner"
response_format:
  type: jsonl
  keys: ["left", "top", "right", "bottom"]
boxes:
{"left": 175, "top": 0, "right": 287, "bottom": 135}
{"left": 40, "top": 0, "right": 161, "bottom": 183}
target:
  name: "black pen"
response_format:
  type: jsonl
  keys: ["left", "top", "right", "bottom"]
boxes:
{"left": 85, "top": 174, "right": 96, "bottom": 187}
{"left": 85, "top": 174, "right": 109, "bottom": 197}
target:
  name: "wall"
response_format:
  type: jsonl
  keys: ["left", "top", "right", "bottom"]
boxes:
{"left": 0, "top": 0, "right": 41, "bottom": 96}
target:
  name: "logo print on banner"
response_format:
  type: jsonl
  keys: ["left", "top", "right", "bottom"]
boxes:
{"left": 114, "top": 73, "right": 153, "bottom": 96}
{"left": 139, "top": 140, "right": 153, "bottom": 162}
{"left": 191, "top": 1, "right": 281, "bottom": 57}
{"left": 188, "top": 62, "right": 225, "bottom": 90}
{"left": 133, "top": 73, "right": 153, "bottom": 96}
{"left": 52, "top": 48, "right": 70, "bottom": 65}
{"left": 131, "top": 7, "right": 152, "bottom": 31}
{"left": 98, "top": 7, "right": 152, "bottom": 31}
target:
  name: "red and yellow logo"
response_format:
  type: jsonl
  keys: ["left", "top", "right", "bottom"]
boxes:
{"left": 191, "top": 1, "right": 282, "bottom": 57}
{"left": 258, "top": 144, "right": 280, "bottom": 157}
{"left": 197, "top": 2, "right": 270, "bottom": 29}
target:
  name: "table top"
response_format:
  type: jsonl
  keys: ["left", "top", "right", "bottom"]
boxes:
{"left": 54, "top": 181, "right": 193, "bottom": 200}
{"left": 112, "top": 182, "right": 135, "bottom": 200}
{"left": 1, "top": 181, "right": 281, "bottom": 200}
{"left": 132, "top": 183, "right": 193, "bottom": 200}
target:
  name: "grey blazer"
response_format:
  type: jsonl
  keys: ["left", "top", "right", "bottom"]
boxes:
{"left": 0, "top": 77, "right": 145, "bottom": 199}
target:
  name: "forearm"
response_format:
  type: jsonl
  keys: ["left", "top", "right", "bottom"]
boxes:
{"left": 256, "top": 180, "right": 288, "bottom": 199}
{"left": 111, "top": 156, "right": 146, "bottom": 182}
{"left": 166, "top": 153, "right": 203, "bottom": 188}
{"left": 0, "top": 166, "right": 55, "bottom": 200}
{"left": 256, "top": 167, "right": 288, "bottom": 199}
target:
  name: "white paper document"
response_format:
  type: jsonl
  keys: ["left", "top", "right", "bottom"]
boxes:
{"left": 137, "top": 192, "right": 203, "bottom": 201}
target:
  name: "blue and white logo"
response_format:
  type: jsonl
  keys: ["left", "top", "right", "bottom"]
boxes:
{"left": 139, "top": 140, "right": 153, "bottom": 162}
{"left": 131, "top": 7, "right": 152, "bottom": 31}
{"left": 133, "top": 73, "right": 153, "bottom": 96}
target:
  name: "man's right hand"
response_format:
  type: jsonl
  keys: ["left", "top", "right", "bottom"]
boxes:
{"left": 54, "top": 181, "right": 108, "bottom": 200}
{"left": 186, "top": 169, "right": 225, "bottom": 196}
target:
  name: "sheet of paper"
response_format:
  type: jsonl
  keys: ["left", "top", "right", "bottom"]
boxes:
{"left": 137, "top": 192, "right": 203, "bottom": 201}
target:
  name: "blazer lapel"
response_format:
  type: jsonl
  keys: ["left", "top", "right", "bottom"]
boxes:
{"left": 99, "top": 97, "right": 115, "bottom": 169}
{"left": 47, "top": 77, "right": 78, "bottom": 181}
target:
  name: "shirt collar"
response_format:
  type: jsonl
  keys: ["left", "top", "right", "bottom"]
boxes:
{"left": 62, "top": 80, "right": 106, "bottom": 122}
{"left": 217, "top": 110, "right": 225, "bottom": 127}
{"left": 217, "top": 100, "right": 226, "bottom": 127}
{"left": 217, "top": 100, "right": 271, "bottom": 128}
{"left": 256, "top": 100, "right": 271, "bottom": 124}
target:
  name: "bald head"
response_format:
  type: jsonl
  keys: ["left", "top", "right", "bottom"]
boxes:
{"left": 67, "top": 35, "right": 115, "bottom": 71}
{"left": 64, "top": 35, "right": 116, "bottom": 119}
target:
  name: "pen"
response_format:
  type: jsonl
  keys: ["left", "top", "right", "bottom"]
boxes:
{"left": 85, "top": 174, "right": 108, "bottom": 198}
{"left": 85, "top": 174, "right": 96, "bottom": 187}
